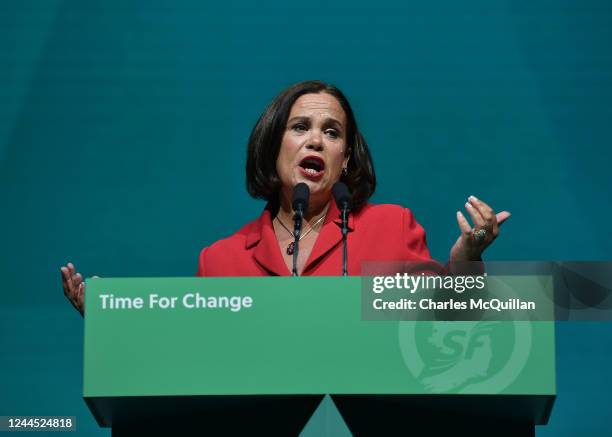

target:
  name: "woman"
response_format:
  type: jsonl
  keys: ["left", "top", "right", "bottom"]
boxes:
{"left": 61, "top": 80, "right": 510, "bottom": 314}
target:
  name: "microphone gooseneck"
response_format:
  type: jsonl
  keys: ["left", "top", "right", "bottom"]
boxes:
{"left": 291, "top": 183, "right": 310, "bottom": 276}
{"left": 332, "top": 182, "right": 352, "bottom": 276}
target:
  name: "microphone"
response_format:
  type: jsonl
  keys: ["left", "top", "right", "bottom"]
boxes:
{"left": 332, "top": 182, "right": 352, "bottom": 276}
{"left": 291, "top": 183, "right": 310, "bottom": 276}
{"left": 292, "top": 182, "right": 310, "bottom": 214}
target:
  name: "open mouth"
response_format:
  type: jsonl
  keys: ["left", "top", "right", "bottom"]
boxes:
{"left": 298, "top": 155, "right": 326, "bottom": 179}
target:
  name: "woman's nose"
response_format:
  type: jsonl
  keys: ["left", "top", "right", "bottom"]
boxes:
{"left": 306, "top": 130, "right": 324, "bottom": 151}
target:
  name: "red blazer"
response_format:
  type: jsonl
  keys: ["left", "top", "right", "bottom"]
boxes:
{"left": 196, "top": 201, "right": 433, "bottom": 277}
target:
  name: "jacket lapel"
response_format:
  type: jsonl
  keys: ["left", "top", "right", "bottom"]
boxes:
{"left": 303, "top": 201, "right": 354, "bottom": 274}
{"left": 248, "top": 206, "right": 292, "bottom": 276}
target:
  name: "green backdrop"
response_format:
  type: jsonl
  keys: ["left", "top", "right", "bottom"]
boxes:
{"left": 1, "top": 1, "right": 611, "bottom": 435}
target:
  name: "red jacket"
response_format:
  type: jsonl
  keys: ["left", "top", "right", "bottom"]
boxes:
{"left": 196, "top": 202, "right": 433, "bottom": 277}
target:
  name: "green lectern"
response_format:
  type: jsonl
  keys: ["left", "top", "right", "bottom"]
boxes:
{"left": 83, "top": 277, "right": 555, "bottom": 436}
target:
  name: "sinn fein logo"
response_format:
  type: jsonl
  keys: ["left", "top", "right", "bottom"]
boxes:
{"left": 398, "top": 320, "right": 532, "bottom": 393}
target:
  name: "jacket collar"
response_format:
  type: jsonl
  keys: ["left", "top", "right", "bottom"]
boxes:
{"left": 304, "top": 199, "right": 354, "bottom": 274}
{"left": 245, "top": 200, "right": 355, "bottom": 275}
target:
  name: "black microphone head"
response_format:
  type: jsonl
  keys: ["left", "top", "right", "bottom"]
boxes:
{"left": 292, "top": 183, "right": 310, "bottom": 213}
{"left": 332, "top": 181, "right": 352, "bottom": 210}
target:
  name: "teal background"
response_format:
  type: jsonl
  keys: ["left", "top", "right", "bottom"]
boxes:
{"left": 0, "top": 1, "right": 610, "bottom": 435}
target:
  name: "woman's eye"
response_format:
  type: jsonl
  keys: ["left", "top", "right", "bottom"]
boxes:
{"left": 325, "top": 129, "right": 339, "bottom": 138}
{"left": 293, "top": 123, "right": 307, "bottom": 132}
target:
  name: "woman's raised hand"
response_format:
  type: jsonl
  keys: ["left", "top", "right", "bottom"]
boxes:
{"left": 60, "top": 262, "right": 85, "bottom": 316}
{"left": 450, "top": 195, "right": 511, "bottom": 262}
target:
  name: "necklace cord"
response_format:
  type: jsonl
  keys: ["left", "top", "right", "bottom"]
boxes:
{"left": 276, "top": 214, "right": 326, "bottom": 241}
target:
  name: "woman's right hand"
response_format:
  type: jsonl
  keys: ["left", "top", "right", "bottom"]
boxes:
{"left": 61, "top": 262, "right": 85, "bottom": 316}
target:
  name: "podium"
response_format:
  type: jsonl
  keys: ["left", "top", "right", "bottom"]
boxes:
{"left": 83, "top": 277, "right": 556, "bottom": 436}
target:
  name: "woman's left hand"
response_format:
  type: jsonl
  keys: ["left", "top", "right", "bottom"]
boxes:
{"left": 450, "top": 195, "right": 511, "bottom": 262}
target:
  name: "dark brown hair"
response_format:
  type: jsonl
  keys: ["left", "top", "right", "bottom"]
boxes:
{"left": 246, "top": 80, "right": 376, "bottom": 210}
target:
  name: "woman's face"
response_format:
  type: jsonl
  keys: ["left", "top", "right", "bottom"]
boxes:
{"left": 276, "top": 92, "right": 349, "bottom": 206}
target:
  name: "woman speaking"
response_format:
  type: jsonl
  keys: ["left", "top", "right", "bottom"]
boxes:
{"left": 61, "top": 80, "right": 510, "bottom": 314}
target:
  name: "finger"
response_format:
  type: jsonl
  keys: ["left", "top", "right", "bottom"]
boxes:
{"left": 78, "top": 282, "right": 86, "bottom": 314}
{"left": 468, "top": 195, "right": 494, "bottom": 223}
{"left": 60, "top": 266, "right": 71, "bottom": 283}
{"left": 70, "top": 291, "right": 81, "bottom": 311}
{"left": 77, "top": 282, "right": 85, "bottom": 305}
{"left": 464, "top": 201, "right": 485, "bottom": 228}
{"left": 456, "top": 211, "right": 472, "bottom": 236}
{"left": 73, "top": 273, "right": 83, "bottom": 287}
{"left": 496, "top": 211, "right": 512, "bottom": 225}
{"left": 61, "top": 266, "right": 75, "bottom": 293}
{"left": 67, "top": 262, "right": 76, "bottom": 277}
